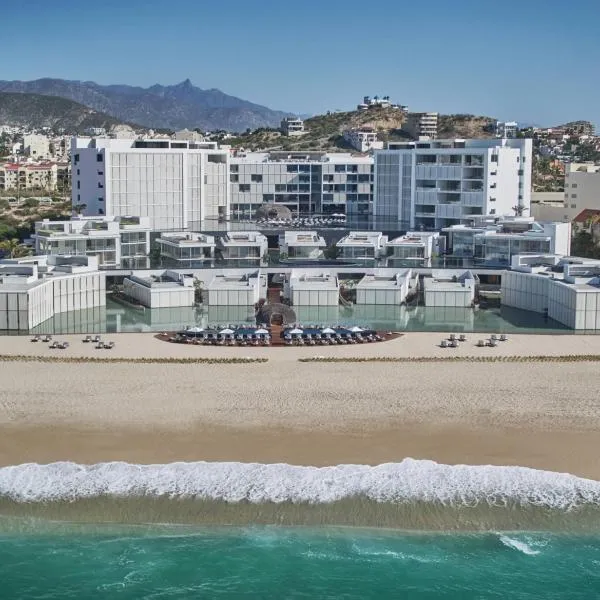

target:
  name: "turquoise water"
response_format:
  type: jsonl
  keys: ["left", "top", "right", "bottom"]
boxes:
{"left": 1, "top": 525, "right": 599, "bottom": 599}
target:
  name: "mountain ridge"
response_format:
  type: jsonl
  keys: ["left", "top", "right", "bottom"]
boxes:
{"left": 0, "top": 78, "right": 292, "bottom": 132}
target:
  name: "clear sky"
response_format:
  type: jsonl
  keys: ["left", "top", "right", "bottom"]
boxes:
{"left": 2, "top": 0, "right": 599, "bottom": 126}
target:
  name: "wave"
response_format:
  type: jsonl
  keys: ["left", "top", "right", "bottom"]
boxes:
{"left": 499, "top": 535, "right": 541, "bottom": 555}
{"left": 1, "top": 459, "right": 600, "bottom": 511}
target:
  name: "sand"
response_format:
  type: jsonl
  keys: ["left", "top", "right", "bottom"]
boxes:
{"left": 1, "top": 332, "right": 600, "bottom": 477}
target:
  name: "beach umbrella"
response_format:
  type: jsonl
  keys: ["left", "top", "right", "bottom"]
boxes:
{"left": 350, "top": 326, "right": 363, "bottom": 333}
{"left": 255, "top": 328, "right": 269, "bottom": 335}
{"left": 321, "top": 327, "right": 336, "bottom": 334}
{"left": 289, "top": 328, "right": 304, "bottom": 335}
{"left": 219, "top": 328, "right": 234, "bottom": 335}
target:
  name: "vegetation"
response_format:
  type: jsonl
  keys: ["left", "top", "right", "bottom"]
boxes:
{"left": 571, "top": 230, "right": 600, "bottom": 259}
{"left": 0, "top": 238, "right": 31, "bottom": 258}
{"left": 532, "top": 156, "right": 564, "bottom": 192}
{"left": 298, "top": 355, "right": 600, "bottom": 363}
{"left": 0, "top": 355, "right": 269, "bottom": 364}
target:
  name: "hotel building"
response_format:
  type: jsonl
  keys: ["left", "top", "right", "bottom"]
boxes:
{"left": 230, "top": 151, "right": 373, "bottom": 218}
{"left": 374, "top": 138, "right": 532, "bottom": 230}
{"left": 71, "top": 138, "right": 230, "bottom": 230}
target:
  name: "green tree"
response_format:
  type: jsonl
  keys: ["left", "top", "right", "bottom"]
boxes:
{"left": 0, "top": 238, "right": 32, "bottom": 258}
{"left": 571, "top": 230, "right": 600, "bottom": 259}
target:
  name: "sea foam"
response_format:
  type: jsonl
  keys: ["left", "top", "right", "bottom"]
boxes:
{"left": 0, "top": 459, "right": 599, "bottom": 510}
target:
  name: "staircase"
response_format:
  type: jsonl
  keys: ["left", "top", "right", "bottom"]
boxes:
{"left": 267, "top": 287, "right": 281, "bottom": 304}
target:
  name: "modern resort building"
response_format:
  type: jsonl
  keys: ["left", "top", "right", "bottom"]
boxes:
{"left": 336, "top": 231, "right": 388, "bottom": 261}
{"left": 403, "top": 112, "right": 439, "bottom": 140}
{"left": 285, "top": 271, "right": 340, "bottom": 306}
{"left": 0, "top": 255, "right": 106, "bottom": 330}
{"left": 373, "top": 138, "right": 533, "bottom": 230}
{"left": 123, "top": 271, "right": 196, "bottom": 309}
{"left": 279, "top": 231, "right": 327, "bottom": 260}
{"left": 216, "top": 231, "right": 268, "bottom": 265}
{"left": 423, "top": 270, "right": 476, "bottom": 307}
{"left": 206, "top": 271, "right": 267, "bottom": 306}
{"left": 157, "top": 232, "right": 217, "bottom": 268}
{"left": 342, "top": 128, "right": 384, "bottom": 153}
{"left": 71, "top": 137, "right": 230, "bottom": 230}
{"left": 355, "top": 270, "right": 413, "bottom": 305}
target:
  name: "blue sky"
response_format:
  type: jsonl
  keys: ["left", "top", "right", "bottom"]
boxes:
{"left": 2, "top": 0, "right": 599, "bottom": 126}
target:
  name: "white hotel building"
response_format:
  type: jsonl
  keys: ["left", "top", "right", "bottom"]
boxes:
{"left": 71, "top": 138, "right": 230, "bottom": 230}
{"left": 374, "top": 138, "right": 532, "bottom": 230}
{"left": 230, "top": 151, "right": 373, "bottom": 218}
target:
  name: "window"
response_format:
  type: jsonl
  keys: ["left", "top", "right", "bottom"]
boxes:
{"left": 96, "top": 154, "right": 103, "bottom": 162}
{"left": 334, "top": 165, "right": 346, "bottom": 172}
{"left": 572, "top": 183, "right": 578, "bottom": 188}
{"left": 230, "top": 174, "right": 239, "bottom": 183}
{"left": 491, "top": 154, "right": 498, "bottom": 163}
{"left": 77, "top": 181, "right": 80, "bottom": 189}
{"left": 239, "top": 184, "right": 251, "bottom": 192}
{"left": 571, "top": 204, "right": 577, "bottom": 208}
{"left": 97, "top": 170, "right": 103, "bottom": 176}
{"left": 77, "top": 194, "right": 80, "bottom": 202}
{"left": 251, "top": 174, "right": 263, "bottom": 182}
{"left": 287, "top": 165, "right": 298, "bottom": 173}
{"left": 98, "top": 182, "right": 104, "bottom": 188}
{"left": 77, "top": 169, "right": 80, "bottom": 176}
{"left": 98, "top": 197, "right": 104, "bottom": 202}
{"left": 98, "top": 208, "right": 104, "bottom": 215}
{"left": 230, "top": 165, "right": 239, "bottom": 173}
{"left": 517, "top": 169, "right": 524, "bottom": 175}
{"left": 572, "top": 194, "right": 577, "bottom": 198}
{"left": 74, "top": 154, "right": 80, "bottom": 163}
{"left": 490, "top": 209, "right": 496, "bottom": 215}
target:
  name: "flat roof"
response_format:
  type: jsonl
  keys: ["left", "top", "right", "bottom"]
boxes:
{"left": 289, "top": 271, "right": 339, "bottom": 290}
{"left": 357, "top": 270, "right": 411, "bottom": 289}
{"left": 207, "top": 272, "right": 260, "bottom": 290}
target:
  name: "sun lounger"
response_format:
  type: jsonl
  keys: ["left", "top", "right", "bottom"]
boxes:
{"left": 82, "top": 335, "right": 92, "bottom": 343}
{"left": 500, "top": 334, "right": 508, "bottom": 342}
{"left": 476, "top": 340, "right": 485, "bottom": 347}
{"left": 42, "top": 335, "right": 52, "bottom": 342}
{"left": 31, "top": 336, "right": 40, "bottom": 342}
{"left": 49, "top": 341, "right": 59, "bottom": 349}
{"left": 440, "top": 340, "right": 448, "bottom": 348}
{"left": 459, "top": 334, "right": 466, "bottom": 342}
{"left": 450, "top": 340, "right": 458, "bottom": 348}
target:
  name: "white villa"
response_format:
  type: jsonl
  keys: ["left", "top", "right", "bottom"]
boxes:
{"left": 386, "top": 232, "right": 442, "bottom": 267}
{"left": 123, "top": 271, "right": 195, "bottom": 308}
{"left": 157, "top": 232, "right": 216, "bottom": 267}
{"left": 423, "top": 270, "right": 476, "bottom": 307}
{"left": 279, "top": 231, "right": 326, "bottom": 260}
{"left": 33, "top": 216, "right": 151, "bottom": 269}
{"left": 355, "top": 270, "right": 413, "bottom": 305}
{"left": 206, "top": 271, "right": 267, "bottom": 306}
{"left": 336, "top": 231, "right": 388, "bottom": 261}
{"left": 216, "top": 231, "right": 268, "bottom": 264}
{"left": 285, "top": 271, "right": 339, "bottom": 306}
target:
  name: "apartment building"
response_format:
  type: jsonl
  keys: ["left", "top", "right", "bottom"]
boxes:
{"left": 280, "top": 118, "right": 306, "bottom": 136}
{"left": 230, "top": 151, "right": 373, "bottom": 218}
{"left": 0, "top": 161, "right": 68, "bottom": 192}
{"left": 373, "top": 138, "right": 533, "bottom": 230}
{"left": 403, "top": 112, "right": 439, "bottom": 140}
{"left": 33, "top": 216, "right": 151, "bottom": 269}
{"left": 564, "top": 163, "right": 600, "bottom": 216}
{"left": 342, "top": 128, "right": 383, "bottom": 153}
{"left": 23, "top": 134, "right": 51, "bottom": 159}
{"left": 71, "top": 138, "right": 230, "bottom": 230}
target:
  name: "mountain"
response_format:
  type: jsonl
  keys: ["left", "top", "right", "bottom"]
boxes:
{"left": 0, "top": 92, "right": 136, "bottom": 133}
{"left": 437, "top": 114, "right": 496, "bottom": 139}
{"left": 0, "top": 78, "right": 292, "bottom": 132}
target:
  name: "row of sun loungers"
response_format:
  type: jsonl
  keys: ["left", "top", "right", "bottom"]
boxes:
{"left": 441, "top": 333, "right": 508, "bottom": 348}
{"left": 284, "top": 334, "right": 382, "bottom": 346}
{"left": 30, "top": 335, "right": 52, "bottom": 343}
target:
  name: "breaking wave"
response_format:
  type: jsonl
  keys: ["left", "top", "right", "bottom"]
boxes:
{"left": 1, "top": 459, "right": 600, "bottom": 511}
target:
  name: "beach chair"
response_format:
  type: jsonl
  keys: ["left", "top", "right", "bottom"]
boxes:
{"left": 49, "top": 341, "right": 59, "bottom": 349}
{"left": 82, "top": 335, "right": 92, "bottom": 343}
{"left": 491, "top": 334, "right": 498, "bottom": 341}
{"left": 58, "top": 342, "right": 69, "bottom": 349}
{"left": 449, "top": 333, "right": 456, "bottom": 342}
{"left": 459, "top": 334, "right": 466, "bottom": 342}
{"left": 487, "top": 339, "right": 497, "bottom": 347}
{"left": 440, "top": 340, "right": 448, "bottom": 348}
{"left": 450, "top": 340, "right": 458, "bottom": 348}
{"left": 31, "top": 335, "right": 41, "bottom": 342}
{"left": 42, "top": 335, "right": 52, "bottom": 342}
{"left": 95, "top": 343, "right": 104, "bottom": 349}
{"left": 476, "top": 340, "right": 485, "bottom": 347}
{"left": 500, "top": 334, "right": 508, "bottom": 342}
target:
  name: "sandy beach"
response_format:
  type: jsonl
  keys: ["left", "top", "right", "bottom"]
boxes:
{"left": 1, "top": 332, "right": 600, "bottom": 478}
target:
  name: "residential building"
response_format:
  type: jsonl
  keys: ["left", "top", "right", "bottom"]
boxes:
{"left": 206, "top": 271, "right": 267, "bottom": 306}
{"left": 0, "top": 255, "right": 105, "bottom": 330}
{"left": 343, "top": 128, "right": 383, "bottom": 153}
{"left": 23, "top": 134, "right": 51, "bottom": 159}
{"left": 442, "top": 217, "right": 571, "bottom": 267}
{"left": 71, "top": 137, "right": 230, "bottom": 230}
{"left": 355, "top": 270, "right": 412, "bottom": 305}
{"left": 374, "top": 138, "right": 533, "bottom": 230}
{"left": 403, "top": 112, "right": 439, "bottom": 140}
{"left": 123, "top": 271, "right": 195, "bottom": 308}
{"left": 0, "top": 161, "right": 62, "bottom": 192}
{"left": 84, "top": 127, "right": 107, "bottom": 137}
{"left": 356, "top": 96, "right": 405, "bottom": 111}
{"left": 531, "top": 191, "right": 573, "bottom": 222}
{"left": 230, "top": 151, "right": 373, "bottom": 218}
{"left": 502, "top": 255, "right": 600, "bottom": 330}
{"left": 495, "top": 121, "right": 519, "bottom": 138}
{"left": 280, "top": 117, "right": 306, "bottom": 136}
{"left": 279, "top": 231, "right": 326, "bottom": 260}
{"left": 563, "top": 163, "right": 600, "bottom": 217}
{"left": 336, "top": 231, "right": 388, "bottom": 261}
{"left": 284, "top": 271, "right": 339, "bottom": 306}
{"left": 423, "top": 270, "right": 476, "bottom": 307}
{"left": 216, "top": 231, "right": 268, "bottom": 264}
{"left": 157, "top": 232, "right": 216, "bottom": 268}
{"left": 174, "top": 128, "right": 204, "bottom": 142}
{"left": 33, "top": 216, "right": 151, "bottom": 269}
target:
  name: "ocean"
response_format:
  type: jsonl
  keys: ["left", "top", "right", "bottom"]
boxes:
{"left": 1, "top": 525, "right": 600, "bottom": 599}
{"left": 2, "top": 459, "right": 600, "bottom": 598}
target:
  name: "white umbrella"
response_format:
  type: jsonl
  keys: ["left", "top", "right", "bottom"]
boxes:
{"left": 321, "top": 327, "right": 336, "bottom": 334}
{"left": 350, "top": 326, "right": 363, "bottom": 333}
{"left": 255, "top": 328, "right": 269, "bottom": 335}
{"left": 219, "top": 328, "right": 234, "bottom": 334}
{"left": 186, "top": 326, "right": 204, "bottom": 333}
{"left": 289, "top": 328, "right": 304, "bottom": 335}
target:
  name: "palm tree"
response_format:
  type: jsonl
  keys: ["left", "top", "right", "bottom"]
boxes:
{"left": 0, "top": 238, "right": 31, "bottom": 258}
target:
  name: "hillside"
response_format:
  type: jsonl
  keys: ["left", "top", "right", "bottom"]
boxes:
{"left": 0, "top": 78, "right": 292, "bottom": 132}
{"left": 224, "top": 108, "right": 497, "bottom": 151}
{"left": 437, "top": 114, "right": 496, "bottom": 139}
{"left": 0, "top": 92, "right": 136, "bottom": 134}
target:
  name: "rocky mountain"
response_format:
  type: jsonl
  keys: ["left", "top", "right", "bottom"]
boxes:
{"left": 437, "top": 114, "right": 496, "bottom": 139}
{"left": 0, "top": 78, "right": 292, "bottom": 132}
{"left": 0, "top": 92, "right": 135, "bottom": 134}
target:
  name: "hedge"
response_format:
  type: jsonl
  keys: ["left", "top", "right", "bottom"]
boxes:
{"left": 298, "top": 355, "right": 600, "bottom": 363}
{"left": 0, "top": 355, "right": 268, "bottom": 365}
